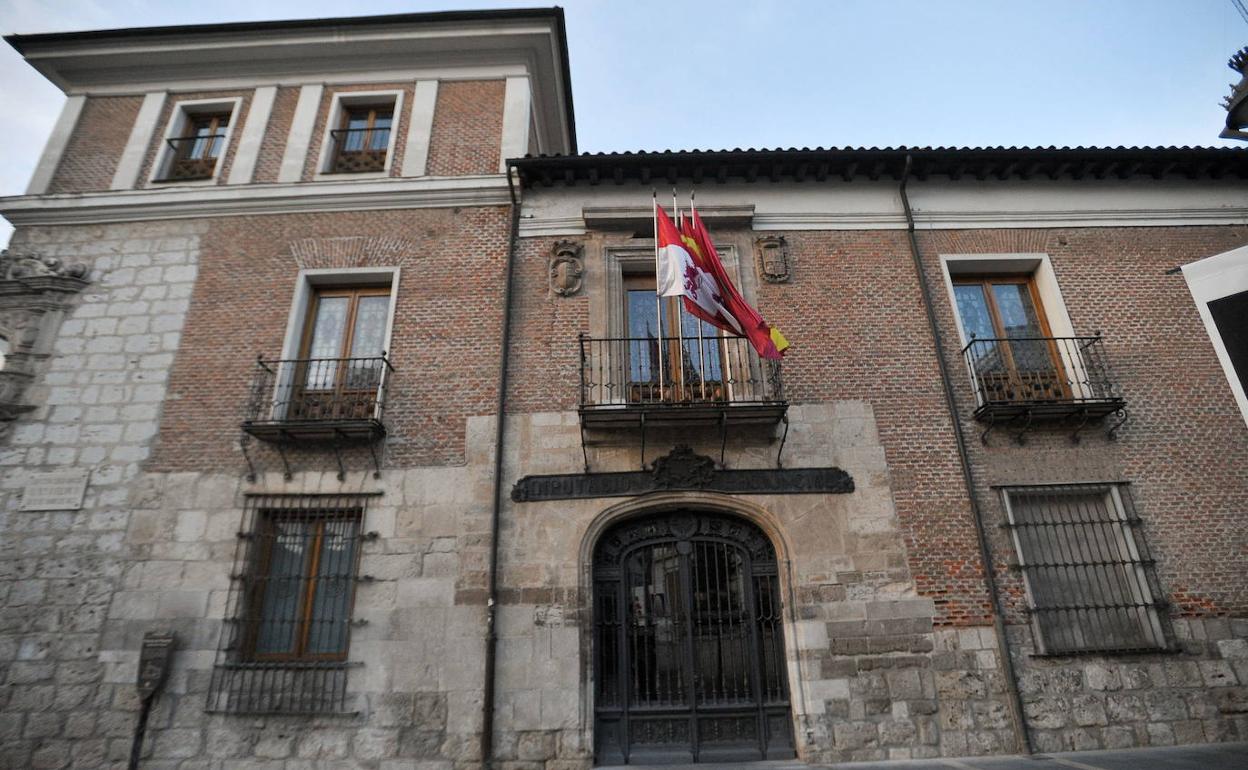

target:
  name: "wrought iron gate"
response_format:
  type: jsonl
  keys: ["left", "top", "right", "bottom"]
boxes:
{"left": 593, "top": 512, "right": 795, "bottom": 764}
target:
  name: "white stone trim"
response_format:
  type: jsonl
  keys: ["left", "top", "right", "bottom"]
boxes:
{"left": 499, "top": 76, "right": 532, "bottom": 172}
{"left": 0, "top": 175, "right": 508, "bottom": 226}
{"left": 26, "top": 95, "right": 85, "bottom": 195}
{"left": 401, "top": 80, "right": 438, "bottom": 177}
{"left": 110, "top": 91, "right": 167, "bottom": 190}
{"left": 227, "top": 86, "right": 277, "bottom": 185}
{"left": 312, "top": 89, "right": 405, "bottom": 181}
{"left": 147, "top": 97, "right": 243, "bottom": 187}
{"left": 1180, "top": 244, "right": 1248, "bottom": 427}
{"left": 277, "top": 84, "right": 324, "bottom": 183}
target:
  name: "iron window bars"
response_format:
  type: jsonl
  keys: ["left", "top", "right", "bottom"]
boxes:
{"left": 159, "top": 133, "right": 228, "bottom": 181}
{"left": 579, "top": 334, "right": 784, "bottom": 409}
{"left": 329, "top": 127, "right": 391, "bottom": 173}
{"left": 999, "top": 482, "right": 1173, "bottom": 656}
{"left": 242, "top": 355, "right": 393, "bottom": 440}
{"left": 207, "top": 493, "right": 376, "bottom": 715}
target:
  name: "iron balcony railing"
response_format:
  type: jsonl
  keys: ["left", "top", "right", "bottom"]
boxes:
{"left": 963, "top": 335, "right": 1123, "bottom": 413}
{"left": 160, "top": 134, "right": 226, "bottom": 180}
{"left": 242, "top": 356, "right": 393, "bottom": 440}
{"left": 328, "top": 127, "right": 390, "bottom": 173}
{"left": 579, "top": 334, "right": 784, "bottom": 410}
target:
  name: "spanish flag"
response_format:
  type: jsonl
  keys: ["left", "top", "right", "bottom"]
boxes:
{"left": 681, "top": 209, "right": 789, "bottom": 360}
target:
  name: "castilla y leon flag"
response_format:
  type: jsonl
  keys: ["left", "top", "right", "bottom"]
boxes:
{"left": 654, "top": 201, "right": 742, "bottom": 335}
{"left": 682, "top": 207, "right": 790, "bottom": 360}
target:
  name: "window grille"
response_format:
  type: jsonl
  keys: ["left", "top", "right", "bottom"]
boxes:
{"left": 1000, "top": 483, "right": 1173, "bottom": 655}
{"left": 207, "top": 493, "right": 376, "bottom": 714}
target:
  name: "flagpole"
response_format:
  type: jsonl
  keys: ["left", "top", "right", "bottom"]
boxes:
{"left": 651, "top": 191, "right": 666, "bottom": 401}
{"left": 672, "top": 188, "right": 686, "bottom": 400}
{"left": 690, "top": 189, "right": 707, "bottom": 401}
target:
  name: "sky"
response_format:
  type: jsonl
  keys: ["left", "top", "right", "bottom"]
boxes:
{"left": 0, "top": 0, "right": 1245, "bottom": 244}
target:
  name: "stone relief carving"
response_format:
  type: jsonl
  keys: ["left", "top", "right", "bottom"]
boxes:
{"left": 0, "top": 249, "right": 91, "bottom": 436}
{"left": 754, "top": 235, "right": 791, "bottom": 283}
{"left": 550, "top": 240, "right": 584, "bottom": 296}
{"left": 0, "top": 249, "right": 89, "bottom": 282}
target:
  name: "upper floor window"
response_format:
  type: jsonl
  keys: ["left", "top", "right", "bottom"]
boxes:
{"left": 331, "top": 106, "right": 393, "bottom": 173}
{"left": 953, "top": 274, "right": 1068, "bottom": 403}
{"left": 151, "top": 98, "right": 240, "bottom": 184}
{"left": 315, "top": 91, "right": 404, "bottom": 178}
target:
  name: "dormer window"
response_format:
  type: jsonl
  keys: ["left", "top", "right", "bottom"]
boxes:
{"left": 150, "top": 98, "right": 241, "bottom": 184}
{"left": 330, "top": 105, "right": 393, "bottom": 173}
{"left": 315, "top": 90, "right": 403, "bottom": 179}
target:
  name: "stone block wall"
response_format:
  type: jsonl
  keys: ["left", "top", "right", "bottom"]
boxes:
{"left": 1009, "top": 618, "right": 1248, "bottom": 752}
{"left": 0, "top": 221, "right": 203, "bottom": 769}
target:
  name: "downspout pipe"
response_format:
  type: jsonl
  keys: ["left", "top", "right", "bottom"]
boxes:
{"left": 481, "top": 165, "right": 522, "bottom": 769}
{"left": 898, "top": 155, "right": 1033, "bottom": 756}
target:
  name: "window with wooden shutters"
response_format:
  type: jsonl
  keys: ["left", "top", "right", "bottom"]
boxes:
{"left": 208, "top": 493, "right": 375, "bottom": 715}
{"left": 1000, "top": 483, "right": 1173, "bottom": 655}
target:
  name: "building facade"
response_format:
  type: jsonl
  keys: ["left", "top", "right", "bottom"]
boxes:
{"left": 0, "top": 9, "right": 1246, "bottom": 770}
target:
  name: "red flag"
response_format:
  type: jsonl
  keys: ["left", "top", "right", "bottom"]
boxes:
{"left": 686, "top": 208, "right": 789, "bottom": 359}
{"left": 655, "top": 203, "right": 742, "bottom": 334}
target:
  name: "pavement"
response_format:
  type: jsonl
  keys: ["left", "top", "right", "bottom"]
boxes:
{"left": 599, "top": 742, "right": 1248, "bottom": 770}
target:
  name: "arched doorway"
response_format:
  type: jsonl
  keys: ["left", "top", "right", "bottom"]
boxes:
{"left": 592, "top": 511, "right": 796, "bottom": 765}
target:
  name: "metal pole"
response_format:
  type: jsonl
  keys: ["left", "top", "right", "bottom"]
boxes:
{"left": 673, "top": 188, "right": 686, "bottom": 399}
{"left": 652, "top": 192, "right": 666, "bottom": 400}
{"left": 690, "top": 190, "right": 708, "bottom": 401}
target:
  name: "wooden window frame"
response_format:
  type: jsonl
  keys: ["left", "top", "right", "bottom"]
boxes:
{"left": 243, "top": 508, "right": 363, "bottom": 663}
{"left": 954, "top": 273, "right": 1071, "bottom": 401}
{"left": 292, "top": 285, "right": 392, "bottom": 421}
{"left": 330, "top": 104, "right": 395, "bottom": 174}
{"left": 622, "top": 274, "right": 730, "bottom": 402}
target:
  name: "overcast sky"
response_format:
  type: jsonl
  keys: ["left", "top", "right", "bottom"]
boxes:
{"left": 1, "top": 0, "right": 1245, "bottom": 244}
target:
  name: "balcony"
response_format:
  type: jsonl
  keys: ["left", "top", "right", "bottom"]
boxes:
{"left": 962, "top": 335, "right": 1126, "bottom": 442}
{"left": 328, "top": 127, "right": 390, "bottom": 174}
{"left": 159, "top": 135, "right": 225, "bottom": 181}
{"left": 578, "top": 334, "right": 787, "bottom": 430}
{"left": 241, "top": 356, "right": 393, "bottom": 443}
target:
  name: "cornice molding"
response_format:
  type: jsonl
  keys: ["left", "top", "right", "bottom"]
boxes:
{"left": 0, "top": 175, "right": 511, "bottom": 226}
{"left": 519, "top": 205, "right": 1248, "bottom": 237}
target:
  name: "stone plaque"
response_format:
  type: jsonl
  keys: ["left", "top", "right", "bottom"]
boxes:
{"left": 21, "top": 468, "right": 90, "bottom": 511}
{"left": 511, "top": 445, "right": 854, "bottom": 502}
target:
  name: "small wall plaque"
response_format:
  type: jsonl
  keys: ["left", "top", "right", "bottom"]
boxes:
{"left": 21, "top": 468, "right": 90, "bottom": 511}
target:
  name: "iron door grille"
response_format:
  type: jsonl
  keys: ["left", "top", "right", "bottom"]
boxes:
{"left": 1000, "top": 483, "right": 1173, "bottom": 655}
{"left": 592, "top": 512, "right": 795, "bottom": 764}
{"left": 207, "top": 493, "right": 376, "bottom": 715}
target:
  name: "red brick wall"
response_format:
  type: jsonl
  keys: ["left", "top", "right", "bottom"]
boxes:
{"left": 135, "top": 90, "right": 253, "bottom": 186}
{"left": 503, "top": 224, "right": 1248, "bottom": 625}
{"left": 251, "top": 86, "right": 299, "bottom": 184}
{"left": 47, "top": 96, "right": 142, "bottom": 193}
{"left": 425, "top": 80, "right": 505, "bottom": 176}
{"left": 147, "top": 207, "right": 511, "bottom": 472}
{"left": 912, "top": 226, "right": 1248, "bottom": 620}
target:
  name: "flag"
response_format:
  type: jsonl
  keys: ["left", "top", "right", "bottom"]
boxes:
{"left": 684, "top": 207, "right": 789, "bottom": 360}
{"left": 654, "top": 202, "right": 742, "bottom": 334}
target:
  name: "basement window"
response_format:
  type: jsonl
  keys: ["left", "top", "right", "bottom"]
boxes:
{"left": 1000, "top": 483, "right": 1173, "bottom": 656}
